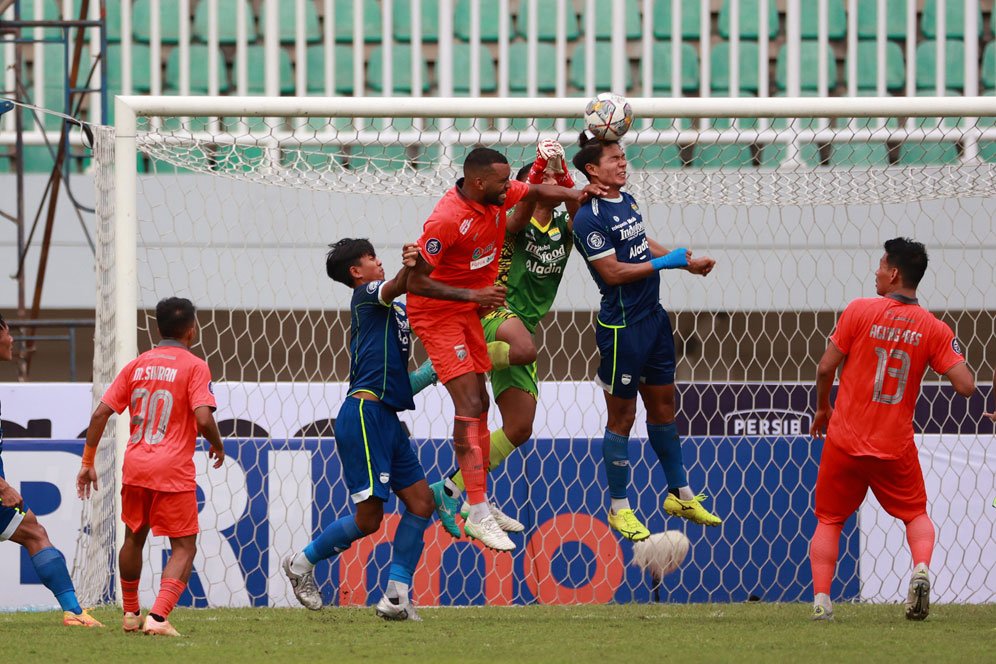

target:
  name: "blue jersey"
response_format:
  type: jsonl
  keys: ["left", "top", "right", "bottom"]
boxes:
{"left": 347, "top": 280, "right": 415, "bottom": 412}
{"left": 572, "top": 192, "right": 660, "bottom": 327}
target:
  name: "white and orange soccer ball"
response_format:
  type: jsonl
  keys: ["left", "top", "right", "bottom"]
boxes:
{"left": 631, "top": 530, "right": 691, "bottom": 579}
{"left": 584, "top": 92, "right": 634, "bottom": 141}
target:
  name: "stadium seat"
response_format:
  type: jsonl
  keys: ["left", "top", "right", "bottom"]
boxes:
{"left": 647, "top": 41, "right": 699, "bottom": 93}
{"left": 693, "top": 114, "right": 759, "bottom": 169}
{"left": 333, "top": 0, "right": 383, "bottom": 43}
{"left": 921, "top": 0, "right": 983, "bottom": 39}
{"left": 569, "top": 42, "right": 634, "bottom": 93}
{"left": 718, "top": 0, "right": 779, "bottom": 39}
{"left": 132, "top": 0, "right": 184, "bottom": 44}
{"left": 246, "top": 45, "right": 295, "bottom": 95}
{"left": 508, "top": 42, "right": 560, "bottom": 92}
{"left": 454, "top": 0, "right": 510, "bottom": 42}
{"left": 652, "top": 0, "right": 702, "bottom": 40}
{"left": 106, "top": 43, "right": 154, "bottom": 95}
{"left": 626, "top": 143, "right": 685, "bottom": 170}
{"left": 367, "top": 45, "right": 431, "bottom": 93}
{"left": 165, "top": 45, "right": 230, "bottom": 93}
{"left": 982, "top": 42, "right": 996, "bottom": 91}
{"left": 394, "top": 0, "right": 439, "bottom": 43}
{"left": 857, "top": 0, "right": 911, "bottom": 39}
{"left": 915, "top": 41, "right": 966, "bottom": 92}
{"left": 451, "top": 43, "right": 498, "bottom": 94}
{"left": 306, "top": 45, "right": 356, "bottom": 94}
{"left": 899, "top": 92, "right": 962, "bottom": 165}
{"left": 193, "top": 0, "right": 258, "bottom": 45}
{"left": 975, "top": 111, "right": 996, "bottom": 163}
{"left": 270, "top": 0, "right": 322, "bottom": 44}
{"left": 801, "top": 0, "right": 845, "bottom": 39}
{"left": 775, "top": 41, "right": 838, "bottom": 92}
{"left": 105, "top": 0, "right": 123, "bottom": 42}
{"left": 582, "top": 0, "right": 642, "bottom": 40}
{"left": 516, "top": 0, "right": 580, "bottom": 41}
{"left": 828, "top": 142, "right": 890, "bottom": 167}
{"left": 710, "top": 41, "right": 764, "bottom": 93}
{"left": 848, "top": 40, "right": 905, "bottom": 92}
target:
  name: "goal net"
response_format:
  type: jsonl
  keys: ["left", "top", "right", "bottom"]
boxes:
{"left": 77, "top": 96, "right": 996, "bottom": 608}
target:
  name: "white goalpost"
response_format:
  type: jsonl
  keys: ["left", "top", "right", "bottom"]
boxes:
{"left": 76, "top": 95, "right": 996, "bottom": 608}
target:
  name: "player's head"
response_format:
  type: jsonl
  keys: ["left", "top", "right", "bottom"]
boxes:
{"left": 156, "top": 297, "right": 198, "bottom": 344}
{"left": 462, "top": 147, "right": 512, "bottom": 206}
{"left": 877, "top": 237, "right": 929, "bottom": 295}
{"left": 517, "top": 160, "right": 556, "bottom": 186}
{"left": 572, "top": 133, "right": 626, "bottom": 189}
{"left": 326, "top": 238, "right": 384, "bottom": 288}
{"left": 0, "top": 313, "right": 12, "bottom": 362}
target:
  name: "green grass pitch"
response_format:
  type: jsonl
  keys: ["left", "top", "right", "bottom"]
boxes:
{"left": 6, "top": 603, "right": 995, "bottom": 663}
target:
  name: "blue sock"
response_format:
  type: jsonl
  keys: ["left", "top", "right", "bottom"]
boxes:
{"left": 388, "top": 512, "right": 430, "bottom": 586}
{"left": 647, "top": 422, "right": 688, "bottom": 490}
{"left": 304, "top": 515, "right": 364, "bottom": 564}
{"left": 602, "top": 429, "right": 630, "bottom": 500}
{"left": 30, "top": 547, "right": 82, "bottom": 614}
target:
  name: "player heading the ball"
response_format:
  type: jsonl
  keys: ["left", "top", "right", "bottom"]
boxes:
{"left": 809, "top": 238, "right": 975, "bottom": 622}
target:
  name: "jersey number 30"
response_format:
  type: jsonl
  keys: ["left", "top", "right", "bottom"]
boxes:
{"left": 128, "top": 388, "right": 174, "bottom": 444}
{"left": 871, "top": 347, "right": 911, "bottom": 405}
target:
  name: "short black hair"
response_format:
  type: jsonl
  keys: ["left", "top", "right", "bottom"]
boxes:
{"left": 156, "top": 297, "right": 196, "bottom": 339}
{"left": 516, "top": 161, "right": 533, "bottom": 182}
{"left": 0, "top": 312, "right": 6, "bottom": 330}
{"left": 326, "top": 238, "right": 375, "bottom": 287}
{"left": 884, "top": 237, "right": 929, "bottom": 288}
{"left": 571, "top": 132, "right": 618, "bottom": 181}
{"left": 463, "top": 147, "right": 508, "bottom": 177}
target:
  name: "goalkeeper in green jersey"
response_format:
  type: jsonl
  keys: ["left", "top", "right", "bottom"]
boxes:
{"left": 430, "top": 139, "right": 578, "bottom": 535}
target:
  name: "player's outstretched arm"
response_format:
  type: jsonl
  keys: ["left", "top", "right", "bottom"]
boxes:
{"left": 195, "top": 406, "right": 226, "bottom": 469}
{"left": 522, "top": 182, "right": 609, "bottom": 209}
{"left": 380, "top": 243, "right": 420, "bottom": 303}
{"left": 944, "top": 362, "right": 975, "bottom": 398}
{"left": 77, "top": 402, "right": 114, "bottom": 498}
{"left": 647, "top": 237, "right": 715, "bottom": 276}
{"left": 589, "top": 245, "right": 700, "bottom": 286}
{"left": 810, "top": 342, "right": 846, "bottom": 439}
{"left": 407, "top": 252, "right": 507, "bottom": 308}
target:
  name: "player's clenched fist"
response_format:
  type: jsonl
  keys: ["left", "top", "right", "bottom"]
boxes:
{"left": 471, "top": 284, "right": 507, "bottom": 309}
{"left": 401, "top": 242, "right": 420, "bottom": 268}
{"left": 0, "top": 481, "right": 24, "bottom": 510}
{"left": 687, "top": 256, "right": 716, "bottom": 276}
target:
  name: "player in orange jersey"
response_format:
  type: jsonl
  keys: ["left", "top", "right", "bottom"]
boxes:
{"left": 809, "top": 238, "right": 975, "bottom": 622}
{"left": 78, "top": 297, "right": 225, "bottom": 636}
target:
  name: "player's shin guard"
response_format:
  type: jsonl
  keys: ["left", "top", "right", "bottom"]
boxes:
{"left": 31, "top": 547, "right": 82, "bottom": 614}
{"left": 647, "top": 422, "right": 688, "bottom": 491}
{"left": 451, "top": 428, "right": 517, "bottom": 490}
{"left": 388, "top": 512, "right": 430, "bottom": 591}
{"left": 454, "top": 415, "right": 485, "bottom": 504}
{"left": 904, "top": 513, "right": 935, "bottom": 567}
{"left": 304, "top": 515, "right": 364, "bottom": 564}
{"left": 810, "top": 522, "right": 843, "bottom": 596}
{"left": 150, "top": 578, "right": 186, "bottom": 620}
{"left": 121, "top": 578, "right": 141, "bottom": 615}
{"left": 602, "top": 429, "right": 630, "bottom": 500}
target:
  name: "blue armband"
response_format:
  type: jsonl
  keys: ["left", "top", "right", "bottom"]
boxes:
{"left": 650, "top": 248, "right": 689, "bottom": 271}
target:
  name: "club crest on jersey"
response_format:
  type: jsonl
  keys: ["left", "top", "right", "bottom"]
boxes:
{"left": 587, "top": 232, "right": 605, "bottom": 250}
{"left": 549, "top": 228, "right": 562, "bottom": 241}
{"left": 454, "top": 344, "right": 468, "bottom": 361}
{"left": 366, "top": 281, "right": 379, "bottom": 294}
{"left": 459, "top": 217, "right": 473, "bottom": 235}
{"left": 952, "top": 338, "right": 963, "bottom": 355}
{"left": 426, "top": 238, "right": 442, "bottom": 255}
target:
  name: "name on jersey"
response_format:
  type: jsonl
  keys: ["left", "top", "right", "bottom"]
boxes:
{"left": 868, "top": 325, "right": 922, "bottom": 346}
{"left": 132, "top": 365, "right": 178, "bottom": 382}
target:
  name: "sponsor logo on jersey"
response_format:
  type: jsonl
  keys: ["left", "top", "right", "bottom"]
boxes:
{"left": 426, "top": 238, "right": 442, "bottom": 255}
{"left": 587, "top": 232, "right": 605, "bottom": 250}
{"left": 459, "top": 217, "right": 473, "bottom": 235}
{"left": 454, "top": 344, "right": 468, "bottom": 361}
{"left": 470, "top": 251, "right": 496, "bottom": 270}
{"left": 724, "top": 409, "right": 811, "bottom": 436}
{"left": 617, "top": 219, "right": 645, "bottom": 241}
{"left": 628, "top": 238, "right": 649, "bottom": 259}
{"left": 952, "top": 338, "right": 963, "bottom": 355}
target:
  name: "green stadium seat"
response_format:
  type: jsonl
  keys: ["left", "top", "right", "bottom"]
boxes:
{"left": 718, "top": 0, "right": 779, "bottom": 39}
{"left": 829, "top": 142, "right": 890, "bottom": 167}
{"left": 626, "top": 143, "right": 685, "bottom": 169}
{"left": 193, "top": 0, "right": 258, "bottom": 45}
{"left": 583, "top": 0, "right": 642, "bottom": 40}
{"left": 451, "top": 43, "right": 498, "bottom": 93}
{"left": 921, "top": 0, "right": 983, "bottom": 39}
{"left": 982, "top": 42, "right": 996, "bottom": 91}
{"left": 105, "top": 0, "right": 123, "bottom": 42}
{"left": 509, "top": 42, "right": 560, "bottom": 92}
{"left": 915, "top": 41, "right": 966, "bottom": 91}
{"left": 710, "top": 41, "right": 764, "bottom": 93}
{"left": 394, "top": 0, "right": 439, "bottom": 43}
{"left": 693, "top": 114, "right": 759, "bottom": 169}
{"left": 367, "top": 45, "right": 431, "bottom": 93}
{"left": 246, "top": 45, "right": 294, "bottom": 94}
{"left": 899, "top": 92, "right": 961, "bottom": 165}
{"left": 454, "top": 0, "right": 510, "bottom": 42}
{"left": 848, "top": 40, "right": 905, "bottom": 92}
{"left": 306, "top": 45, "right": 356, "bottom": 94}
{"left": 801, "top": 0, "right": 845, "bottom": 39}
{"left": 21, "top": 146, "right": 58, "bottom": 173}
{"left": 569, "top": 42, "right": 634, "bottom": 92}
{"left": 653, "top": 0, "right": 702, "bottom": 40}
{"left": 516, "top": 0, "right": 580, "bottom": 41}
{"left": 333, "top": 0, "right": 383, "bottom": 43}
{"left": 273, "top": 0, "right": 322, "bottom": 44}
{"left": 775, "top": 41, "right": 838, "bottom": 92}
{"left": 975, "top": 111, "right": 996, "bottom": 163}
{"left": 165, "top": 45, "right": 230, "bottom": 93}
{"left": 105, "top": 43, "right": 154, "bottom": 95}
{"left": 857, "top": 0, "right": 911, "bottom": 39}
{"left": 647, "top": 41, "right": 699, "bottom": 93}
{"left": 133, "top": 0, "right": 184, "bottom": 44}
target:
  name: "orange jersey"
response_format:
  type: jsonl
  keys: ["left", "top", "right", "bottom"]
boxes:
{"left": 407, "top": 178, "right": 530, "bottom": 319}
{"left": 102, "top": 341, "right": 217, "bottom": 492}
{"left": 827, "top": 295, "right": 964, "bottom": 459}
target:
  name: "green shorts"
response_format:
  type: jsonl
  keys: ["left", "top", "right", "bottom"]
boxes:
{"left": 481, "top": 308, "right": 539, "bottom": 400}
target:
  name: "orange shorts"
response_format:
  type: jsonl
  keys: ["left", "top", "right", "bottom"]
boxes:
{"left": 814, "top": 440, "right": 927, "bottom": 526}
{"left": 121, "top": 484, "right": 199, "bottom": 538}
{"left": 411, "top": 309, "right": 490, "bottom": 384}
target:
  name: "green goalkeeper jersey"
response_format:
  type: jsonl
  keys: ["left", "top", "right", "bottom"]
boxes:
{"left": 495, "top": 209, "right": 572, "bottom": 332}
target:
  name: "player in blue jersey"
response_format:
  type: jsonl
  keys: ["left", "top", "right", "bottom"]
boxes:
{"left": 0, "top": 313, "right": 102, "bottom": 627}
{"left": 571, "top": 134, "right": 722, "bottom": 541}
{"left": 282, "top": 239, "right": 437, "bottom": 621}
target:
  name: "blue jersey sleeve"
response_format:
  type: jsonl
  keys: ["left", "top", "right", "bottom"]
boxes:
{"left": 352, "top": 280, "right": 389, "bottom": 308}
{"left": 572, "top": 203, "right": 615, "bottom": 262}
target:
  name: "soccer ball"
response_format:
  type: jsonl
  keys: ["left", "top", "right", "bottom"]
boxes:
{"left": 631, "top": 531, "right": 690, "bottom": 579}
{"left": 584, "top": 92, "right": 634, "bottom": 141}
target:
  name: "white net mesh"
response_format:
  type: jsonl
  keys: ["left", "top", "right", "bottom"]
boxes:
{"left": 85, "top": 100, "right": 996, "bottom": 607}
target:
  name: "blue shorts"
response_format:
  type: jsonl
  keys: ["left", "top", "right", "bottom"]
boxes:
{"left": 335, "top": 396, "right": 425, "bottom": 504}
{"left": 0, "top": 455, "right": 26, "bottom": 541}
{"left": 594, "top": 306, "right": 676, "bottom": 399}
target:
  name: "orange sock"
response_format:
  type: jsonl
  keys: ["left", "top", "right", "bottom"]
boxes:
{"left": 454, "top": 415, "right": 485, "bottom": 504}
{"left": 121, "top": 578, "right": 140, "bottom": 614}
{"left": 810, "top": 522, "right": 842, "bottom": 596}
{"left": 905, "top": 513, "right": 935, "bottom": 567}
{"left": 150, "top": 578, "right": 186, "bottom": 620}
{"left": 477, "top": 412, "right": 491, "bottom": 473}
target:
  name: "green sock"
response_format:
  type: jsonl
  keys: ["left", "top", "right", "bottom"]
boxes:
{"left": 487, "top": 341, "right": 511, "bottom": 371}
{"left": 451, "top": 428, "right": 518, "bottom": 491}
